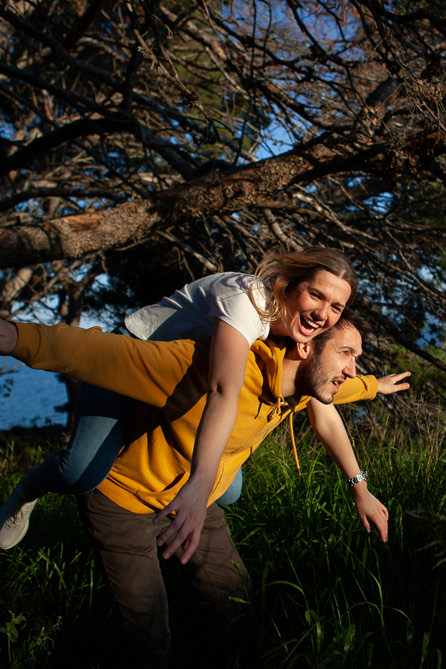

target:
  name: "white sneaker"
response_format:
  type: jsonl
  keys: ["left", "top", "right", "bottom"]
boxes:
{"left": 0, "top": 486, "right": 38, "bottom": 550}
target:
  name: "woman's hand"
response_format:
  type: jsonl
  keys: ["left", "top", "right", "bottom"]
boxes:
{"left": 153, "top": 477, "right": 211, "bottom": 565}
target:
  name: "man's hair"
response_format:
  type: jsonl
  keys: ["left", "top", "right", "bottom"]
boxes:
{"left": 312, "top": 308, "right": 370, "bottom": 354}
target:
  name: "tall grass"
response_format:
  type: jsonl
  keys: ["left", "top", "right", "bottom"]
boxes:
{"left": 0, "top": 405, "right": 445, "bottom": 668}
{"left": 226, "top": 403, "right": 446, "bottom": 667}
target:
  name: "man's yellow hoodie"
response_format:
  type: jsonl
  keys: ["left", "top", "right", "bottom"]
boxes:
{"left": 12, "top": 322, "right": 378, "bottom": 513}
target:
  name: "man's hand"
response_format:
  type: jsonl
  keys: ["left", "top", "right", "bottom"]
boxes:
{"left": 0, "top": 320, "right": 18, "bottom": 354}
{"left": 377, "top": 371, "right": 410, "bottom": 394}
{"left": 352, "top": 482, "right": 389, "bottom": 542}
{"left": 153, "top": 477, "right": 210, "bottom": 565}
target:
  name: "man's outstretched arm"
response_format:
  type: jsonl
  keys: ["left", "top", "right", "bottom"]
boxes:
{"left": 308, "top": 369, "right": 411, "bottom": 542}
{"left": 307, "top": 399, "right": 389, "bottom": 542}
{"left": 0, "top": 319, "right": 207, "bottom": 409}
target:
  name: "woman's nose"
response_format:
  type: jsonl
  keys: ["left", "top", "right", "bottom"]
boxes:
{"left": 314, "top": 303, "right": 329, "bottom": 322}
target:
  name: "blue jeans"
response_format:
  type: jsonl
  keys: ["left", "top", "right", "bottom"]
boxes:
{"left": 22, "top": 384, "right": 244, "bottom": 504}
{"left": 217, "top": 468, "right": 243, "bottom": 505}
{"left": 23, "top": 383, "right": 136, "bottom": 499}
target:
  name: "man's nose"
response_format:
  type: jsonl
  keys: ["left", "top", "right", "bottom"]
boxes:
{"left": 344, "top": 357, "right": 357, "bottom": 378}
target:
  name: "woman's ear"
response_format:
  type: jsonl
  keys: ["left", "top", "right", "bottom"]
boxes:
{"left": 296, "top": 340, "right": 314, "bottom": 360}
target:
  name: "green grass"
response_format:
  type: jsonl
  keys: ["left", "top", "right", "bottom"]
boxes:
{"left": 0, "top": 406, "right": 445, "bottom": 668}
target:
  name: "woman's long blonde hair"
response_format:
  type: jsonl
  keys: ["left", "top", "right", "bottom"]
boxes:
{"left": 250, "top": 246, "right": 357, "bottom": 323}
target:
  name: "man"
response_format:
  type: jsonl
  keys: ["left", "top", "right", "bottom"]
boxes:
{"left": 0, "top": 311, "right": 408, "bottom": 665}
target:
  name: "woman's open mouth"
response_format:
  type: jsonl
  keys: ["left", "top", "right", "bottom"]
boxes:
{"left": 300, "top": 315, "right": 320, "bottom": 335}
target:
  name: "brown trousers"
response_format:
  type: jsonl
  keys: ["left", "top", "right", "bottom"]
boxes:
{"left": 78, "top": 490, "right": 252, "bottom": 668}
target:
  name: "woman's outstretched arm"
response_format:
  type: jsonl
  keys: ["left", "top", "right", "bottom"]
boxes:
{"left": 154, "top": 319, "right": 250, "bottom": 565}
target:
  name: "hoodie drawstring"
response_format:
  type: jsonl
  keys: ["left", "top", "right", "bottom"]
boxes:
{"left": 267, "top": 398, "right": 301, "bottom": 475}
{"left": 288, "top": 412, "right": 300, "bottom": 475}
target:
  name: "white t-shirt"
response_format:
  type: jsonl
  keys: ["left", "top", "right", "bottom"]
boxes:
{"left": 124, "top": 272, "right": 270, "bottom": 345}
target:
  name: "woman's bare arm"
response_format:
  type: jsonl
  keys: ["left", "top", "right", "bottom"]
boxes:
{"left": 154, "top": 319, "right": 250, "bottom": 564}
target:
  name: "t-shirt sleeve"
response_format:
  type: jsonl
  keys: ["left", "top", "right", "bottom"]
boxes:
{"left": 208, "top": 291, "right": 269, "bottom": 345}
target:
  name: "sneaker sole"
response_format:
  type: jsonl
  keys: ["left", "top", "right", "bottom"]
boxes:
{"left": 0, "top": 500, "right": 37, "bottom": 550}
{"left": 0, "top": 518, "right": 30, "bottom": 549}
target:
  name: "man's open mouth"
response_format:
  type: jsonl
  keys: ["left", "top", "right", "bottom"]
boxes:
{"left": 331, "top": 377, "right": 345, "bottom": 393}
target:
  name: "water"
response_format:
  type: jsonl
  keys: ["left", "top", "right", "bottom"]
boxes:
{"left": 0, "top": 358, "right": 68, "bottom": 430}
{"left": 0, "top": 311, "right": 105, "bottom": 431}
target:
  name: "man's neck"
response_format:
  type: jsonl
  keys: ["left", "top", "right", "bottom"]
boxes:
{"left": 281, "top": 354, "right": 303, "bottom": 398}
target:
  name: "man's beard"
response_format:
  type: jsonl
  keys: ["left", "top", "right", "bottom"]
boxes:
{"left": 298, "top": 356, "right": 335, "bottom": 404}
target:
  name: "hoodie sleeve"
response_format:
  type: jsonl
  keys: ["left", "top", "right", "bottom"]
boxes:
{"left": 12, "top": 322, "right": 208, "bottom": 408}
{"left": 333, "top": 374, "right": 378, "bottom": 404}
